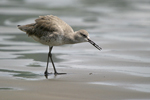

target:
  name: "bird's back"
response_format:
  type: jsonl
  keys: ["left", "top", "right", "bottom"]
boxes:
{"left": 18, "top": 15, "right": 75, "bottom": 46}
{"left": 18, "top": 15, "right": 74, "bottom": 37}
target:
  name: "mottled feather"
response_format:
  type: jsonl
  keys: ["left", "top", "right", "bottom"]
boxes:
{"left": 34, "top": 15, "right": 74, "bottom": 37}
{"left": 18, "top": 15, "right": 74, "bottom": 38}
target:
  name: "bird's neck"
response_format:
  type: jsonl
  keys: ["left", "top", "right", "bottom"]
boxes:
{"left": 63, "top": 32, "right": 81, "bottom": 44}
{"left": 64, "top": 32, "right": 85, "bottom": 44}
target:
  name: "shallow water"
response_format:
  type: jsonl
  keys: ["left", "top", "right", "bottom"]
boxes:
{"left": 0, "top": 0, "right": 150, "bottom": 99}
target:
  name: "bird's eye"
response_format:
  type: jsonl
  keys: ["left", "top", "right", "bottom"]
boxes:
{"left": 80, "top": 33, "right": 86, "bottom": 37}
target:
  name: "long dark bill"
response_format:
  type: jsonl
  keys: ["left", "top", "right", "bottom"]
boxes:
{"left": 88, "top": 39, "right": 102, "bottom": 51}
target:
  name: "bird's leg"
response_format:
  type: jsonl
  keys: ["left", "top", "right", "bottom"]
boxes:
{"left": 49, "top": 46, "right": 66, "bottom": 75}
{"left": 49, "top": 46, "right": 58, "bottom": 74}
{"left": 44, "top": 46, "right": 51, "bottom": 75}
{"left": 44, "top": 46, "right": 66, "bottom": 76}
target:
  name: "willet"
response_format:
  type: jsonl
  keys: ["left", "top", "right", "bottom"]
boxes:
{"left": 17, "top": 15, "right": 102, "bottom": 76}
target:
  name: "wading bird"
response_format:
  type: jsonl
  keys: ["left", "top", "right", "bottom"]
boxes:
{"left": 18, "top": 15, "right": 102, "bottom": 76}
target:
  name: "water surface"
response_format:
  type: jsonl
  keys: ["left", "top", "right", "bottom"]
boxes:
{"left": 0, "top": 0, "right": 150, "bottom": 99}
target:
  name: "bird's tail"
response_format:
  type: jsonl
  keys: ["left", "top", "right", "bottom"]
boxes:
{"left": 17, "top": 23, "right": 36, "bottom": 36}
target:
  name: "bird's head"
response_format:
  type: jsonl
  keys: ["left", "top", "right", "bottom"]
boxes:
{"left": 75, "top": 29, "right": 102, "bottom": 51}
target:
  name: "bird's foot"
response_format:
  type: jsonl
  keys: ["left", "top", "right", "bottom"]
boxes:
{"left": 44, "top": 71, "right": 66, "bottom": 78}
{"left": 44, "top": 71, "right": 66, "bottom": 76}
{"left": 54, "top": 72, "right": 67, "bottom": 76}
{"left": 44, "top": 71, "right": 52, "bottom": 78}
{"left": 44, "top": 71, "right": 49, "bottom": 75}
